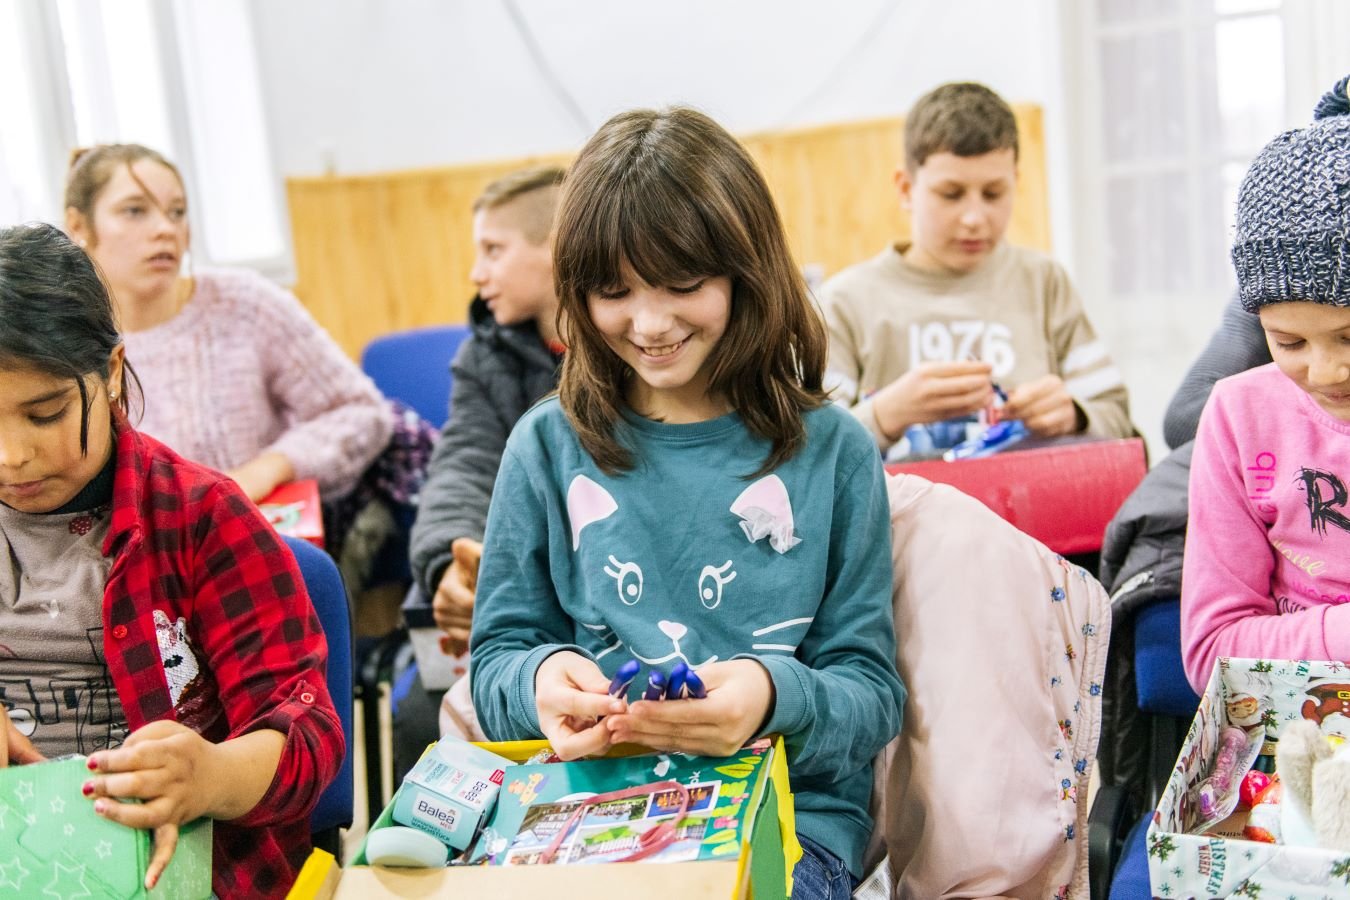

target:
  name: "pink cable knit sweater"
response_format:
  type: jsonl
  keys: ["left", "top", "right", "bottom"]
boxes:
{"left": 121, "top": 267, "right": 391, "bottom": 499}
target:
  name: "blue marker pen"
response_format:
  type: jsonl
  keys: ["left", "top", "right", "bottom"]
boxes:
{"left": 666, "top": 662, "right": 689, "bottom": 700}
{"left": 642, "top": 670, "right": 667, "bottom": 701}
{"left": 607, "top": 658, "right": 641, "bottom": 698}
{"left": 683, "top": 670, "right": 707, "bottom": 699}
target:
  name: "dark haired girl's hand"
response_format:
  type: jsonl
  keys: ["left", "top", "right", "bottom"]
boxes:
{"left": 0, "top": 715, "right": 44, "bottom": 767}
{"left": 535, "top": 650, "right": 624, "bottom": 760}
{"left": 603, "top": 659, "right": 775, "bottom": 757}
{"left": 84, "top": 720, "right": 285, "bottom": 890}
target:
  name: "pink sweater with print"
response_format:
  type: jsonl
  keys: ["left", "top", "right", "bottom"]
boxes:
{"left": 122, "top": 267, "right": 391, "bottom": 499}
{"left": 1182, "top": 363, "right": 1350, "bottom": 693}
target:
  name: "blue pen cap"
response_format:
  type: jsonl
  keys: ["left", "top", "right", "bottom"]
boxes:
{"left": 642, "top": 669, "right": 667, "bottom": 701}
{"left": 666, "top": 662, "right": 689, "bottom": 699}
{"left": 607, "top": 658, "right": 641, "bottom": 697}
{"left": 683, "top": 670, "right": 707, "bottom": 699}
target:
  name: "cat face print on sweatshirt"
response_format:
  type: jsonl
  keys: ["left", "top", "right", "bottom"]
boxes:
{"left": 565, "top": 472, "right": 815, "bottom": 668}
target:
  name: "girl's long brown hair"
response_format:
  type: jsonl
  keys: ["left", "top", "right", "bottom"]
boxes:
{"left": 553, "top": 107, "right": 827, "bottom": 477}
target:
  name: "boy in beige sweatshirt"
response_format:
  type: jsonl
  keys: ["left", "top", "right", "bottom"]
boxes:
{"left": 821, "top": 82, "right": 1135, "bottom": 459}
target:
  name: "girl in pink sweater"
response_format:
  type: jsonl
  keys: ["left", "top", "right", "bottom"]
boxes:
{"left": 1182, "top": 77, "right": 1350, "bottom": 692}
{"left": 63, "top": 144, "right": 390, "bottom": 502}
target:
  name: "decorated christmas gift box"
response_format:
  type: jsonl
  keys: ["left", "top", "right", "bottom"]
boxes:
{"left": 0, "top": 756, "right": 212, "bottom": 899}
{"left": 1147, "top": 657, "right": 1350, "bottom": 898}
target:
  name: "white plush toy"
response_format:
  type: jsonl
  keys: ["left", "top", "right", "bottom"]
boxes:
{"left": 1276, "top": 719, "right": 1350, "bottom": 850}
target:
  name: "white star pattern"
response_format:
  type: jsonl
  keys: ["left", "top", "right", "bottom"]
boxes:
{"left": 0, "top": 806, "right": 7, "bottom": 830}
{"left": 14, "top": 781, "right": 33, "bottom": 803}
{"left": 23, "top": 815, "right": 35, "bottom": 826}
{"left": 49, "top": 796, "right": 64, "bottom": 814}
{"left": 0, "top": 857, "right": 29, "bottom": 890}
{"left": 43, "top": 860, "right": 91, "bottom": 899}
{"left": 62, "top": 824, "right": 74, "bottom": 837}
{"left": 93, "top": 841, "right": 112, "bottom": 860}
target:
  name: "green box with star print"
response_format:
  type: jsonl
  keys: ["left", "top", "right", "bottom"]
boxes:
{"left": 0, "top": 755, "right": 212, "bottom": 898}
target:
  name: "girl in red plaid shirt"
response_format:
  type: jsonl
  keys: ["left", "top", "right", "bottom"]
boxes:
{"left": 0, "top": 223, "right": 343, "bottom": 897}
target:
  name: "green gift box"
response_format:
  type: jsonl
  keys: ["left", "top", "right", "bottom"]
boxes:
{"left": 0, "top": 756, "right": 212, "bottom": 899}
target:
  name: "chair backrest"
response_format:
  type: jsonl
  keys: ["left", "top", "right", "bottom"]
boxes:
{"left": 281, "top": 535, "right": 355, "bottom": 836}
{"left": 360, "top": 324, "right": 472, "bottom": 430}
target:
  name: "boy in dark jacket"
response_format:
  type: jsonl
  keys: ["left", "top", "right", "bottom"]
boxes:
{"left": 396, "top": 167, "right": 565, "bottom": 770}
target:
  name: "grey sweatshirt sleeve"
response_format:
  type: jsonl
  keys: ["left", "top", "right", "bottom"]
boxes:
{"left": 409, "top": 341, "right": 512, "bottom": 598}
{"left": 1162, "top": 295, "right": 1270, "bottom": 450}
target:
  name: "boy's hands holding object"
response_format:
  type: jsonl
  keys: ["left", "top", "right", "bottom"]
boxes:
{"left": 1002, "top": 374, "right": 1081, "bottom": 437}
{"left": 872, "top": 360, "right": 994, "bottom": 440}
{"left": 436, "top": 537, "right": 483, "bottom": 656}
{"left": 536, "top": 650, "right": 625, "bottom": 761}
{"left": 604, "top": 660, "right": 774, "bottom": 757}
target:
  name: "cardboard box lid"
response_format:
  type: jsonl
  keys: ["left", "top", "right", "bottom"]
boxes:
{"left": 333, "top": 859, "right": 745, "bottom": 899}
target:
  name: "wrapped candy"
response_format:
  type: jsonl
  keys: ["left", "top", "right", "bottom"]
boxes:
{"left": 1197, "top": 726, "right": 1252, "bottom": 821}
{"left": 1239, "top": 769, "right": 1271, "bottom": 809}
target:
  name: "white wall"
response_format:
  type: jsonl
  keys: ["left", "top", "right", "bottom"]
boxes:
{"left": 249, "top": 0, "right": 1077, "bottom": 258}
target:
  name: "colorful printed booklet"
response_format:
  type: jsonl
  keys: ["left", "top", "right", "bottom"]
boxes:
{"left": 470, "top": 740, "right": 774, "bottom": 866}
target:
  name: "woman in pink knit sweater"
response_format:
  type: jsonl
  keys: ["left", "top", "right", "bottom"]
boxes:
{"left": 62, "top": 144, "right": 390, "bottom": 502}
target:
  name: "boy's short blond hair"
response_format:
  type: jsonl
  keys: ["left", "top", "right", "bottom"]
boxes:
{"left": 473, "top": 166, "right": 566, "bottom": 246}
{"left": 903, "top": 82, "right": 1019, "bottom": 172}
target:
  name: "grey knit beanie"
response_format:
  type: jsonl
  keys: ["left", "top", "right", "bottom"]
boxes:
{"left": 1232, "top": 75, "right": 1350, "bottom": 312}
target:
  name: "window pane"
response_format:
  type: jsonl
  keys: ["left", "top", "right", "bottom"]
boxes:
{"left": 1197, "top": 164, "right": 1236, "bottom": 293}
{"left": 55, "top": 0, "right": 174, "bottom": 153}
{"left": 0, "top": 4, "right": 56, "bottom": 224}
{"left": 1106, "top": 171, "right": 1194, "bottom": 295}
{"left": 1211, "top": 0, "right": 1279, "bottom": 15}
{"left": 1212, "top": 14, "right": 1284, "bottom": 156}
{"left": 99, "top": 0, "right": 174, "bottom": 154}
{"left": 1100, "top": 29, "right": 1187, "bottom": 164}
{"left": 1098, "top": 0, "right": 1178, "bottom": 25}
{"left": 170, "top": 1, "right": 284, "bottom": 264}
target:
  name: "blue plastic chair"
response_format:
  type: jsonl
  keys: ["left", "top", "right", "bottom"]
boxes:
{"left": 1091, "top": 597, "right": 1202, "bottom": 896}
{"left": 360, "top": 324, "right": 472, "bottom": 430}
{"left": 281, "top": 535, "right": 354, "bottom": 854}
{"left": 1134, "top": 599, "right": 1202, "bottom": 802}
{"left": 1109, "top": 813, "right": 1153, "bottom": 898}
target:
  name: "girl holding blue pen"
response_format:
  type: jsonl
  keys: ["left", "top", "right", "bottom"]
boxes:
{"left": 469, "top": 107, "right": 904, "bottom": 900}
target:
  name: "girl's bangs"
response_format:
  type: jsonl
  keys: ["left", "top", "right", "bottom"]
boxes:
{"left": 573, "top": 173, "right": 725, "bottom": 294}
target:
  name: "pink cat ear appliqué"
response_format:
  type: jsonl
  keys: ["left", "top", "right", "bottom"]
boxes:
{"left": 567, "top": 475, "right": 618, "bottom": 550}
{"left": 730, "top": 475, "right": 800, "bottom": 554}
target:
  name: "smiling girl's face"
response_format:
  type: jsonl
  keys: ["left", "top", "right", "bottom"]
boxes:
{"left": 1260, "top": 301, "right": 1350, "bottom": 421}
{"left": 587, "top": 267, "right": 732, "bottom": 422}
{"left": 0, "top": 350, "right": 123, "bottom": 513}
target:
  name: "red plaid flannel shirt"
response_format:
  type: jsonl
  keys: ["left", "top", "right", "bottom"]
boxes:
{"left": 102, "top": 419, "right": 343, "bottom": 898}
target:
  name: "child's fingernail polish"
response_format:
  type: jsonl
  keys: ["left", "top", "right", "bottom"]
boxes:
{"left": 82, "top": 781, "right": 94, "bottom": 797}
{"left": 86, "top": 756, "right": 98, "bottom": 771}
